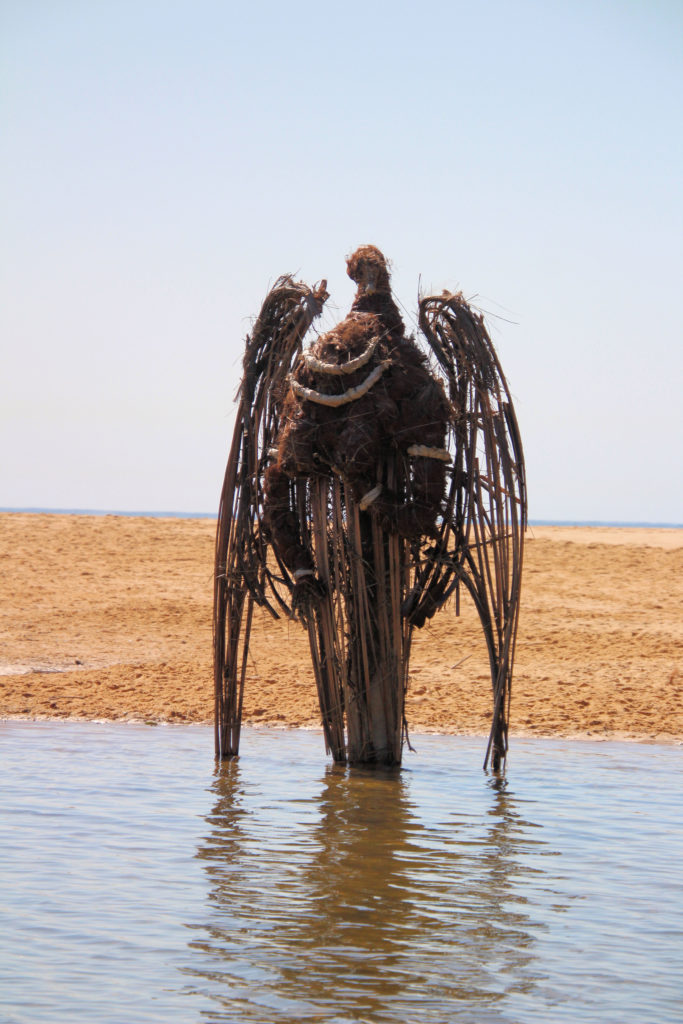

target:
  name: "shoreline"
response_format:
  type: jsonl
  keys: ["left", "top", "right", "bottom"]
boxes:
{"left": 1, "top": 513, "right": 681, "bottom": 743}
{"left": 3, "top": 715, "right": 681, "bottom": 749}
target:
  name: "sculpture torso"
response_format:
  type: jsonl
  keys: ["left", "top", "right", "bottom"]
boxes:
{"left": 265, "top": 247, "right": 451, "bottom": 579}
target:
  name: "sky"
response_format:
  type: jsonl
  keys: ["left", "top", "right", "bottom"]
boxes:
{"left": 2, "top": 0, "right": 682, "bottom": 522}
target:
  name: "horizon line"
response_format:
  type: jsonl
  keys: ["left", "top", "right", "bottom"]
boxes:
{"left": 1, "top": 507, "right": 681, "bottom": 529}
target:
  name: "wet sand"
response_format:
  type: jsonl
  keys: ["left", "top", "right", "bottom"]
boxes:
{"left": 1, "top": 513, "right": 681, "bottom": 742}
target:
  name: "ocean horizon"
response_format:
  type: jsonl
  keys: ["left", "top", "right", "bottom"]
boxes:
{"left": 1, "top": 507, "right": 681, "bottom": 529}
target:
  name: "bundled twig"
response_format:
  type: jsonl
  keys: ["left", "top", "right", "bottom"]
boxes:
{"left": 213, "top": 276, "right": 328, "bottom": 757}
{"left": 418, "top": 293, "right": 527, "bottom": 770}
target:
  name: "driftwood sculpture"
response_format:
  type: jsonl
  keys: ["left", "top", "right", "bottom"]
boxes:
{"left": 213, "top": 246, "right": 526, "bottom": 770}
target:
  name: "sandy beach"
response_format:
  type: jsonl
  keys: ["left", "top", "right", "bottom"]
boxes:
{"left": 1, "top": 512, "right": 681, "bottom": 743}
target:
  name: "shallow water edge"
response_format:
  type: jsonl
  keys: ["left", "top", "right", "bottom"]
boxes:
{"left": 2, "top": 713, "right": 681, "bottom": 749}
{"left": 3, "top": 723, "right": 682, "bottom": 1024}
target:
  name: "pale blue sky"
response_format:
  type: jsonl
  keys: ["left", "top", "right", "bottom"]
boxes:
{"left": 2, "top": 0, "right": 681, "bottom": 520}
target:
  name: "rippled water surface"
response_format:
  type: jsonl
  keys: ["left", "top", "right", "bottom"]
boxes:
{"left": 2, "top": 723, "right": 682, "bottom": 1023}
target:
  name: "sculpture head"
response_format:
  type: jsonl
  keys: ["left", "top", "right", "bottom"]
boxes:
{"left": 346, "top": 245, "right": 391, "bottom": 296}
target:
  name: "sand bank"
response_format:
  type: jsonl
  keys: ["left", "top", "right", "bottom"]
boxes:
{"left": 1, "top": 513, "right": 681, "bottom": 743}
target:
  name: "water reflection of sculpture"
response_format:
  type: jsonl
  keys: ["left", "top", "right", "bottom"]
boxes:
{"left": 214, "top": 247, "right": 526, "bottom": 770}
{"left": 189, "top": 757, "right": 552, "bottom": 1022}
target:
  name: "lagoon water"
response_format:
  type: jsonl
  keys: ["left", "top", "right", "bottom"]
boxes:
{"left": 2, "top": 723, "right": 682, "bottom": 1024}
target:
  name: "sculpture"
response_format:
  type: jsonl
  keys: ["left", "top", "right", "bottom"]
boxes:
{"left": 213, "top": 247, "right": 526, "bottom": 770}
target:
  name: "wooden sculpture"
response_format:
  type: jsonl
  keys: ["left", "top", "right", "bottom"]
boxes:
{"left": 213, "top": 246, "right": 526, "bottom": 770}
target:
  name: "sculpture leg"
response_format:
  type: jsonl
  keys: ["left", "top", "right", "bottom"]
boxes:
{"left": 306, "top": 478, "right": 409, "bottom": 766}
{"left": 344, "top": 502, "right": 406, "bottom": 765}
{"left": 215, "top": 587, "right": 252, "bottom": 759}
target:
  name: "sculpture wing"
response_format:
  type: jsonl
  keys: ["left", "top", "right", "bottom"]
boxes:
{"left": 213, "top": 276, "right": 328, "bottom": 757}
{"left": 417, "top": 292, "right": 527, "bottom": 770}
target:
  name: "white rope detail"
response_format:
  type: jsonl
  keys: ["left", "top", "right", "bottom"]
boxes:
{"left": 303, "top": 336, "right": 379, "bottom": 375}
{"left": 407, "top": 444, "right": 451, "bottom": 462}
{"left": 289, "top": 361, "right": 390, "bottom": 407}
{"left": 359, "top": 484, "right": 382, "bottom": 510}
